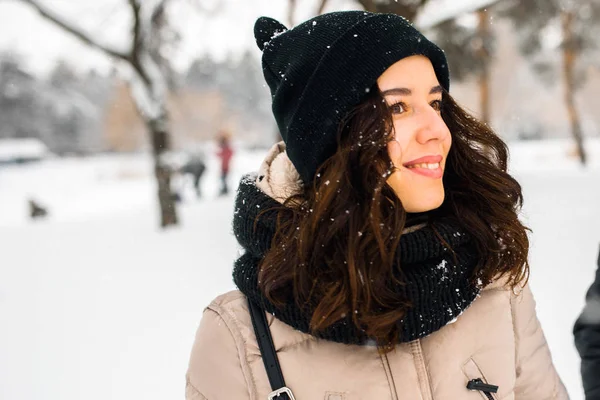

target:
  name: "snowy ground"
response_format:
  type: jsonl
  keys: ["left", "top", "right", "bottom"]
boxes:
{"left": 1, "top": 138, "right": 599, "bottom": 400}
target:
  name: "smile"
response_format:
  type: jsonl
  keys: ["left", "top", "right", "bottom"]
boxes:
{"left": 402, "top": 155, "right": 444, "bottom": 179}
{"left": 405, "top": 164, "right": 443, "bottom": 179}
{"left": 406, "top": 162, "right": 440, "bottom": 170}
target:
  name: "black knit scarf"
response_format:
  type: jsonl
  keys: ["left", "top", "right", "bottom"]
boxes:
{"left": 232, "top": 175, "right": 481, "bottom": 345}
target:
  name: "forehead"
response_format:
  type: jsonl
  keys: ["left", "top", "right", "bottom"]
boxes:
{"left": 377, "top": 55, "right": 439, "bottom": 91}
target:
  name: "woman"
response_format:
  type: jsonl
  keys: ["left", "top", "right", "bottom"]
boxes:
{"left": 186, "top": 11, "right": 568, "bottom": 399}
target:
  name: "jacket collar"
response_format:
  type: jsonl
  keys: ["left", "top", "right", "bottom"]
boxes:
{"left": 255, "top": 142, "right": 303, "bottom": 204}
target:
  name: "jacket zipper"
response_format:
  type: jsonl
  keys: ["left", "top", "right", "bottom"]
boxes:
{"left": 467, "top": 378, "right": 498, "bottom": 400}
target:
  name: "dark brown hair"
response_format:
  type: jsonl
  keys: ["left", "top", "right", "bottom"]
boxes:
{"left": 258, "top": 87, "right": 529, "bottom": 349}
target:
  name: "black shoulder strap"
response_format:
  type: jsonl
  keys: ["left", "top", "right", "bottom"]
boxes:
{"left": 248, "top": 299, "right": 294, "bottom": 400}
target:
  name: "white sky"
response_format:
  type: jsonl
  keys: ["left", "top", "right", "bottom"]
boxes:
{"left": 0, "top": 0, "right": 498, "bottom": 77}
{"left": 0, "top": 0, "right": 356, "bottom": 76}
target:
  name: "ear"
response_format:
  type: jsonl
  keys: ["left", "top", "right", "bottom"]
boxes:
{"left": 254, "top": 16, "right": 288, "bottom": 51}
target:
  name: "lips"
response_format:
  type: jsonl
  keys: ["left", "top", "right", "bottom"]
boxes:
{"left": 402, "top": 155, "right": 444, "bottom": 179}
{"left": 403, "top": 155, "right": 443, "bottom": 167}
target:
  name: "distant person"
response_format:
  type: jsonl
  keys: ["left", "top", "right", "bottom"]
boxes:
{"left": 28, "top": 198, "right": 47, "bottom": 219}
{"left": 216, "top": 131, "right": 233, "bottom": 196}
{"left": 180, "top": 152, "right": 207, "bottom": 199}
{"left": 574, "top": 244, "right": 600, "bottom": 400}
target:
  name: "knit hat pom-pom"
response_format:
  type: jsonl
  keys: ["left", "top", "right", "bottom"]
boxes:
{"left": 254, "top": 16, "right": 288, "bottom": 51}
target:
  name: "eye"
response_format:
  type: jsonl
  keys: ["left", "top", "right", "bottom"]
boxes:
{"left": 430, "top": 99, "right": 443, "bottom": 112}
{"left": 390, "top": 101, "right": 407, "bottom": 115}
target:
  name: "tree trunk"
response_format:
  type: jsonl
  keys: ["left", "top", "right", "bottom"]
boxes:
{"left": 477, "top": 8, "right": 491, "bottom": 125}
{"left": 316, "top": 0, "right": 330, "bottom": 15}
{"left": 148, "top": 117, "right": 178, "bottom": 227}
{"left": 562, "top": 10, "right": 586, "bottom": 165}
{"left": 288, "top": 0, "right": 297, "bottom": 27}
{"left": 19, "top": 0, "right": 180, "bottom": 227}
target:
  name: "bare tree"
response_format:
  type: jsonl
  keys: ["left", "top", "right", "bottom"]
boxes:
{"left": 21, "top": 0, "right": 179, "bottom": 227}
{"left": 496, "top": 0, "right": 599, "bottom": 165}
{"left": 476, "top": 8, "right": 492, "bottom": 124}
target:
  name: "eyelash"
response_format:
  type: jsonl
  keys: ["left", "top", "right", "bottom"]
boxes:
{"left": 390, "top": 100, "right": 443, "bottom": 114}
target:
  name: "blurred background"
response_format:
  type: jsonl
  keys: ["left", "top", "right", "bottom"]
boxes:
{"left": 0, "top": 0, "right": 598, "bottom": 399}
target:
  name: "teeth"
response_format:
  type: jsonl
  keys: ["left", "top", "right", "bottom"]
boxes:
{"left": 407, "top": 162, "right": 440, "bottom": 169}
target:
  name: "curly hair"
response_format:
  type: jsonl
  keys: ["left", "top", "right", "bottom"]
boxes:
{"left": 257, "top": 86, "right": 529, "bottom": 349}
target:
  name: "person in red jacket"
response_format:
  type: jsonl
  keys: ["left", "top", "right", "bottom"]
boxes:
{"left": 216, "top": 131, "right": 233, "bottom": 196}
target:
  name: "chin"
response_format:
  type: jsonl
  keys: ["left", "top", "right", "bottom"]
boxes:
{"left": 387, "top": 180, "right": 446, "bottom": 213}
{"left": 403, "top": 193, "right": 445, "bottom": 213}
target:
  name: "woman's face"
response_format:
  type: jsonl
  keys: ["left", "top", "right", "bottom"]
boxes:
{"left": 377, "top": 55, "right": 452, "bottom": 213}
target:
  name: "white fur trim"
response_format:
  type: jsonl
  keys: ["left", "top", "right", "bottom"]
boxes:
{"left": 256, "top": 142, "right": 303, "bottom": 204}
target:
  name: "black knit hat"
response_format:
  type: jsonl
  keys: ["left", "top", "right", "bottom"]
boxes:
{"left": 254, "top": 11, "right": 450, "bottom": 184}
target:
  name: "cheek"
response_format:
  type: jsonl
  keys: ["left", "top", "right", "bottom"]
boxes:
{"left": 390, "top": 121, "right": 412, "bottom": 148}
{"left": 386, "top": 169, "right": 403, "bottom": 197}
{"left": 441, "top": 126, "right": 452, "bottom": 154}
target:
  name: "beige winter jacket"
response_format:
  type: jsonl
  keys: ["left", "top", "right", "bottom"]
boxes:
{"left": 185, "top": 144, "right": 568, "bottom": 400}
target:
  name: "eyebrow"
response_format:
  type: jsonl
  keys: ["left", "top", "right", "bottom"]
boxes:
{"left": 381, "top": 85, "right": 444, "bottom": 96}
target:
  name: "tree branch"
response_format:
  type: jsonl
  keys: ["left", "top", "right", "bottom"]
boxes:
{"left": 356, "top": 0, "right": 428, "bottom": 21}
{"left": 149, "top": 0, "right": 179, "bottom": 89}
{"left": 127, "top": 0, "right": 142, "bottom": 57}
{"left": 151, "top": 1, "right": 167, "bottom": 27}
{"left": 126, "top": 0, "right": 152, "bottom": 86}
{"left": 317, "top": 0, "right": 330, "bottom": 15}
{"left": 357, "top": 0, "right": 376, "bottom": 12}
{"left": 185, "top": 0, "right": 223, "bottom": 15}
{"left": 20, "top": 0, "right": 130, "bottom": 62}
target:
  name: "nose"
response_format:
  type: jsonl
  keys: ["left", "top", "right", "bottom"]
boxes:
{"left": 414, "top": 106, "right": 449, "bottom": 145}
